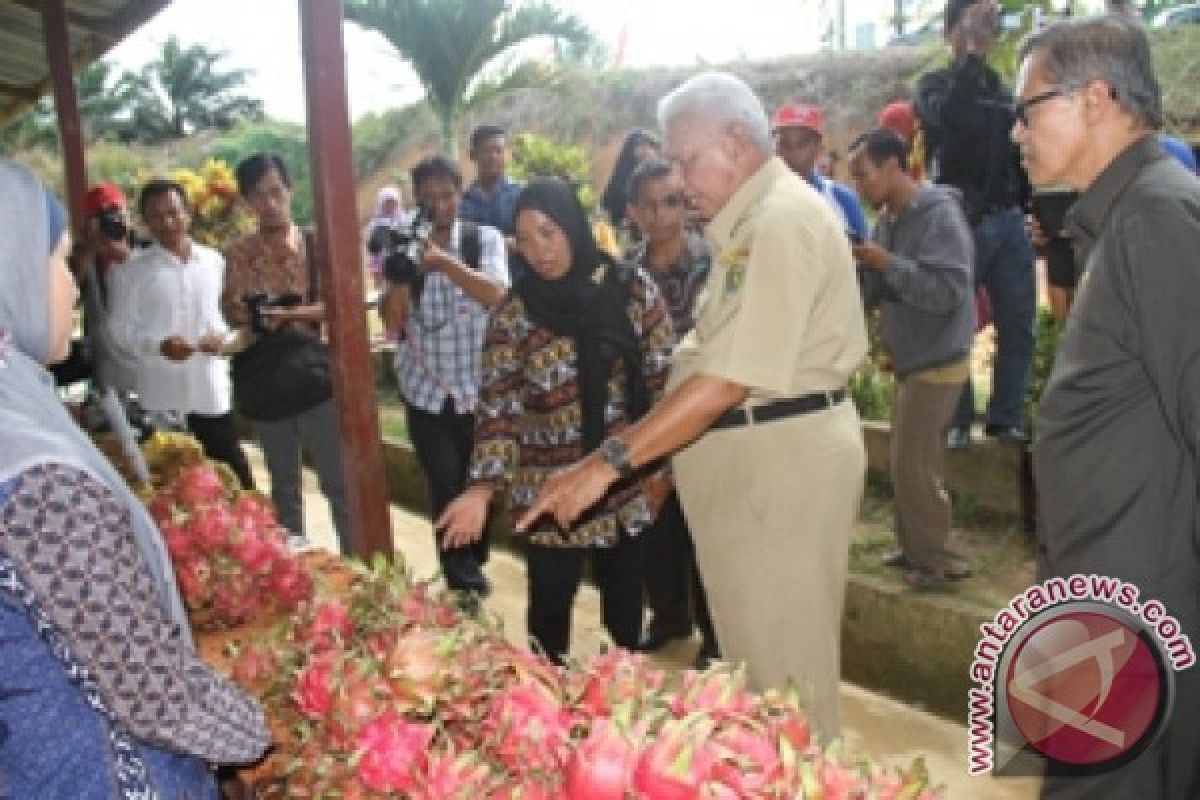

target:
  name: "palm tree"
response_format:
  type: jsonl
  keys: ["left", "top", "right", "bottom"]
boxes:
{"left": 119, "top": 35, "right": 263, "bottom": 144}
{"left": 344, "top": 0, "right": 594, "bottom": 152}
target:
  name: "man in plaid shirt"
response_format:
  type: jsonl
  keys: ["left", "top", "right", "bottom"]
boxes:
{"left": 380, "top": 154, "right": 509, "bottom": 596}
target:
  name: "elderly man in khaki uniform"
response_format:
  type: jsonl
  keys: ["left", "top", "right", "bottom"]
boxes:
{"left": 518, "top": 71, "right": 867, "bottom": 739}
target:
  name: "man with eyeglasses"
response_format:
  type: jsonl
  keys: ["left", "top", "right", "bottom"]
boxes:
{"left": 1014, "top": 15, "right": 1200, "bottom": 799}
{"left": 916, "top": 0, "right": 1036, "bottom": 450}
{"left": 517, "top": 72, "right": 868, "bottom": 740}
{"left": 622, "top": 158, "right": 719, "bottom": 667}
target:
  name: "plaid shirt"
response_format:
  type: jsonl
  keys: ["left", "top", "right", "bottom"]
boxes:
{"left": 394, "top": 221, "right": 508, "bottom": 414}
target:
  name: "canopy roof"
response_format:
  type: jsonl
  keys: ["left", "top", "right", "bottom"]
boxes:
{"left": 0, "top": 0, "right": 168, "bottom": 126}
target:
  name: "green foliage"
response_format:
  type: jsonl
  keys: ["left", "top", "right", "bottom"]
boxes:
{"left": 117, "top": 34, "right": 263, "bottom": 144}
{"left": 1023, "top": 305, "right": 1063, "bottom": 435}
{"left": 207, "top": 121, "right": 314, "bottom": 226}
{"left": 850, "top": 312, "right": 895, "bottom": 422}
{"left": 1151, "top": 25, "right": 1200, "bottom": 133}
{"left": 508, "top": 131, "right": 594, "bottom": 208}
{"left": 344, "top": 0, "right": 594, "bottom": 152}
{"left": 351, "top": 105, "right": 437, "bottom": 178}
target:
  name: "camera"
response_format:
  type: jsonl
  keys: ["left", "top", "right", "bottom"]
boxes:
{"left": 367, "top": 207, "right": 434, "bottom": 286}
{"left": 94, "top": 208, "right": 151, "bottom": 249}
{"left": 243, "top": 291, "right": 303, "bottom": 335}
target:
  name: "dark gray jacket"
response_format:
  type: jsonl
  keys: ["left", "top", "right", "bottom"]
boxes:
{"left": 858, "top": 184, "right": 975, "bottom": 379}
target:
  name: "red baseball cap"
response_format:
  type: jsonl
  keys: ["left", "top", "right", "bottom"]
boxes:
{"left": 84, "top": 183, "right": 128, "bottom": 217}
{"left": 878, "top": 101, "right": 917, "bottom": 141}
{"left": 773, "top": 103, "right": 824, "bottom": 134}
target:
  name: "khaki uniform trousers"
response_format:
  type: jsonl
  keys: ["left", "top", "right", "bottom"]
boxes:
{"left": 673, "top": 399, "right": 865, "bottom": 740}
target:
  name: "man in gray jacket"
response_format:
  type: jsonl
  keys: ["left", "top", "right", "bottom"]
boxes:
{"left": 849, "top": 127, "right": 976, "bottom": 589}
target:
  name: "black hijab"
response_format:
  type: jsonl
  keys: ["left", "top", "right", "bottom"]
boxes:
{"left": 512, "top": 178, "right": 649, "bottom": 451}
{"left": 601, "top": 128, "right": 660, "bottom": 228}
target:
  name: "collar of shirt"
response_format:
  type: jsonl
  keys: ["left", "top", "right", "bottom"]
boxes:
{"left": 1066, "top": 135, "right": 1166, "bottom": 250}
{"left": 145, "top": 240, "right": 197, "bottom": 267}
{"left": 706, "top": 157, "right": 788, "bottom": 254}
{"left": 466, "top": 176, "right": 519, "bottom": 200}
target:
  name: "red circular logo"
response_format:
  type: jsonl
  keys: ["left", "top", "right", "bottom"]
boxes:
{"left": 1005, "top": 611, "right": 1165, "bottom": 766}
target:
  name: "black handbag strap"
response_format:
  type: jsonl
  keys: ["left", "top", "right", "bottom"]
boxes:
{"left": 302, "top": 228, "right": 319, "bottom": 303}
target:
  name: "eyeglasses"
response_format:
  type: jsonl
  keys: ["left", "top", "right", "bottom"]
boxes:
{"left": 1014, "top": 88, "right": 1065, "bottom": 127}
{"left": 636, "top": 192, "right": 687, "bottom": 212}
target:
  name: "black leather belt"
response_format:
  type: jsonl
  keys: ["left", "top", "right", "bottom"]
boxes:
{"left": 712, "top": 388, "right": 846, "bottom": 430}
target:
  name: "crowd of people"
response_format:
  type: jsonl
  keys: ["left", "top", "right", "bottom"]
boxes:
{"left": 3, "top": 1, "right": 1199, "bottom": 796}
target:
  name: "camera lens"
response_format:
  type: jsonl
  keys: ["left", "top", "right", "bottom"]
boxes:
{"left": 97, "top": 211, "right": 129, "bottom": 242}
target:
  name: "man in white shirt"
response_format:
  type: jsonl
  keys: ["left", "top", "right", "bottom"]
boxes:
{"left": 110, "top": 179, "right": 254, "bottom": 488}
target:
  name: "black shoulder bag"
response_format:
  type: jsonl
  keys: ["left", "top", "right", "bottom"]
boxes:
{"left": 231, "top": 230, "right": 334, "bottom": 421}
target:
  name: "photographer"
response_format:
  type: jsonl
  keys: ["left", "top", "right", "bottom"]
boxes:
{"left": 221, "top": 153, "right": 350, "bottom": 553}
{"left": 380, "top": 154, "right": 508, "bottom": 599}
{"left": 51, "top": 183, "right": 140, "bottom": 392}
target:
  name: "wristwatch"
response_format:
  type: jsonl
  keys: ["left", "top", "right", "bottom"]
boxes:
{"left": 598, "top": 436, "right": 635, "bottom": 480}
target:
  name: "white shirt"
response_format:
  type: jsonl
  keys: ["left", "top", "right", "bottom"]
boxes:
{"left": 108, "top": 241, "right": 232, "bottom": 416}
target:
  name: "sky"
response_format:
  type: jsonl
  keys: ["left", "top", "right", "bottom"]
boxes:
{"left": 106, "top": 0, "right": 898, "bottom": 124}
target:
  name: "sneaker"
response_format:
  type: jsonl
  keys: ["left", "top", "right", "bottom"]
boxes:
{"left": 903, "top": 567, "right": 953, "bottom": 591}
{"left": 287, "top": 535, "right": 314, "bottom": 553}
{"left": 984, "top": 424, "right": 1029, "bottom": 445}
{"left": 881, "top": 550, "right": 911, "bottom": 569}
{"left": 945, "top": 427, "right": 972, "bottom": 450}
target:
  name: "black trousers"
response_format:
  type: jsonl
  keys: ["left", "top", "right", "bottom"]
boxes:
{"left": 525, "top": 534, "right": 644, "bottom": 663}
{"left": 405, "top": 399, "right": 490, "bottom": 592}
{"left": 642, "top": 491, "right": 717, "bottom": 647}
{"left": 186, "top": 411, "right": 255, "bottom": 490}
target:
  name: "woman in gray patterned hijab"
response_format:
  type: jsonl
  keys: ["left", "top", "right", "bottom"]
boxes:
{"left": 0, "top": 161, "right": 267, "bottom": 797}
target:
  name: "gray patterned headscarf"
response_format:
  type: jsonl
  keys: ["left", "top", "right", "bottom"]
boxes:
{"left": 0, "top": 160, "right": 191, "bottom": 643}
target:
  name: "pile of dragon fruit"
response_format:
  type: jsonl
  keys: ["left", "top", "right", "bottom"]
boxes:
{"left": 225, "top": 557, "right": 943, "bottom": 799}
{"left": 140, "top": 434, "right": 313, "bottom": 630}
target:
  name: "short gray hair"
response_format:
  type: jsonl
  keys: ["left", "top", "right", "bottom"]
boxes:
{"left": 657, "top": 71, "right": 772, "bottom": 152}
{"left": 1019, "top": 14, "right": 1161, "bottom": 130}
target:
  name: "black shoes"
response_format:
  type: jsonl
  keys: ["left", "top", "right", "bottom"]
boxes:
{"left": 984, "top": 424, "right": 1029, "bottom": 445}
{"left": 635, "top": 621, "right": 692, "bottom": 653}
{"left": 902, "top": 563, "right": 972, "bottom": 591}
{"left": 693, "top": 640, "right": 721, "bottom": 671}
{"left": 881, "top": 550, "right": 911, "bottom": 569}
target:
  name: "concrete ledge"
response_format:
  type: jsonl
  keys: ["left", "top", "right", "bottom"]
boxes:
{"left": 863, "top": 420, "right": 1026, "bottom": 518}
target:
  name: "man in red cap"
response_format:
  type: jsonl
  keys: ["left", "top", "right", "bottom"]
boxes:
{"left": 772, "top": 102, "right": 868, "bottom": 242}
{"left": 54, "top": 183, "right": 142, "bottom": 392}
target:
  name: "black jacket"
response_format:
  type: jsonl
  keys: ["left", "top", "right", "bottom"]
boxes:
{"left": 915, "top": 54, "right": 1029, "bottom": 220}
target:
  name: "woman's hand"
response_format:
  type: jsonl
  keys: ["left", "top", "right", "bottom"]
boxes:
{"left": 437, "top": 485, "right": 494, "bottom": 549}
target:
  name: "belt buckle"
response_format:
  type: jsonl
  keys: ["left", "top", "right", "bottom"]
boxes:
{"left": 744, "top": 404, "right": 758, "bottom": 425}
{"left": 824, "top": 390, "right": 835, "bottom": 408}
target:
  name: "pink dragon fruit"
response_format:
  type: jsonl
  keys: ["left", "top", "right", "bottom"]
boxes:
{"left": 563, "top": 718, "right": 639, "bottom": 800}
{"left": 354, "top": 710, "right": 433, "bottom": 794}
{"left": 174, "top": 464, "right": 225, "bottom": 508}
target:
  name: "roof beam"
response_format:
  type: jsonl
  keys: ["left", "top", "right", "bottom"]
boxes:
{"left": 7, "top": 0, "right": 122, "bottom": 41}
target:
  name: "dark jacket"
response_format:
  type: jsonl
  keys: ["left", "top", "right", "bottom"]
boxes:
{"left": 859, "top": 185, "right": 975, "bottom": 379}
{"left": 915, "top": 54, "right": 1028, "bottom": 219}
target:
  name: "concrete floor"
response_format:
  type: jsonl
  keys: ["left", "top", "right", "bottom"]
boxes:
{"left": 250, "top": 447, "right": 1040, "bottom": 799}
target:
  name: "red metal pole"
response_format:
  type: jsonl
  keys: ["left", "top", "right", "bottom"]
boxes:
{"left": 41, "top": 0, "right": 88, "bottom": 232}
{"left": 298, "top": 0, "right": 394, "bottom": 559}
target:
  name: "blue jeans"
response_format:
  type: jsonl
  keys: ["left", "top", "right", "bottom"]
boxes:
{"left": 952, "top": 209, "right": 1036, "bottom": 431}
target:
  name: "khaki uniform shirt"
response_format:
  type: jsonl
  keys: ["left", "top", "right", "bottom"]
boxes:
{"left": 670, "top": 157, "right": 867, "bottom": 400}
